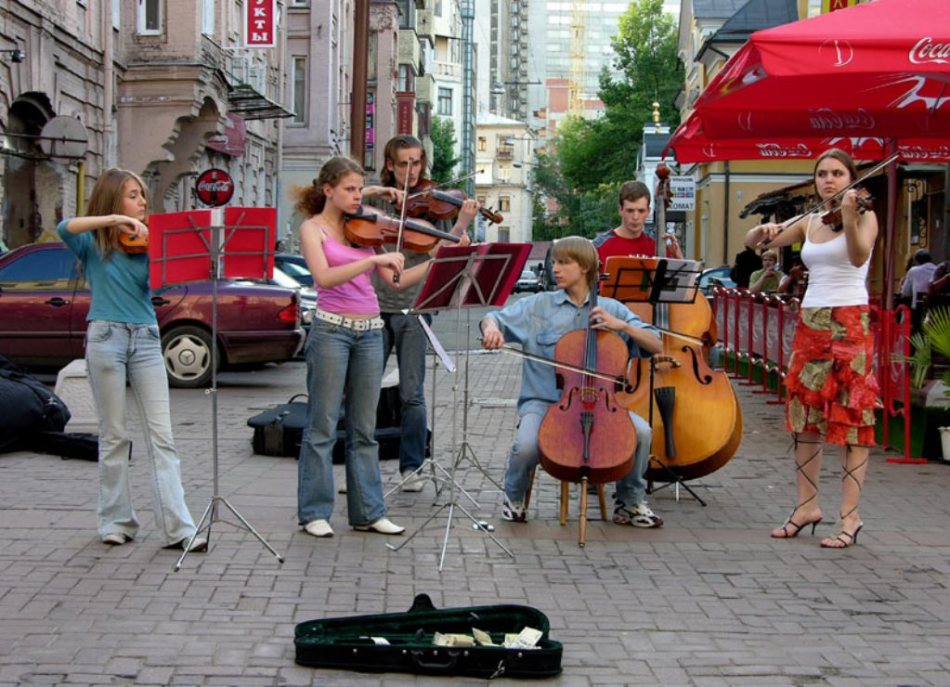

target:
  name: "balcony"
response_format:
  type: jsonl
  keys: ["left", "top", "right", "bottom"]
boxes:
{"left": 225, "top": 52, "right": 293, "bottom": 120}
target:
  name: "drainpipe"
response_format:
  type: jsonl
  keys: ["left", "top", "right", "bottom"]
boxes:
{"left": 722, "top": 161, "right": 730, "bottom": 265}
{"left": 350, "top": 0, "right": 368, "bottom": 163}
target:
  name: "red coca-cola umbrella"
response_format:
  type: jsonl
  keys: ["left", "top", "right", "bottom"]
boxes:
{"left": 680, "top": 0, "right": 949, "bottom": 144}
{"left": 665, "top": 0, "right": 950, "bottom": 306}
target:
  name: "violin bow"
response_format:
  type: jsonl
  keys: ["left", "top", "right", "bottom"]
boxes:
{"left": 759, "top": 152, "right": 899, "bottom": 247}
{"left": 392, "top": 156, "right": 416, "bottom": 284}
{"left": 491, "top": 344, "right": 627, "bottom": 385}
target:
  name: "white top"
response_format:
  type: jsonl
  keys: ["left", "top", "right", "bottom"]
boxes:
{"left": 901, "top": 262, "right": 936, "bottom": 308}
{"left": 799, "top": 215, "right": 870, "bottom": 308}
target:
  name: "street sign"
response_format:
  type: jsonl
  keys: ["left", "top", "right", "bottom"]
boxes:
{"left": 669, "top": 176, "right": 695, "bottom": 212}
{"left": 245, "top": 0, "right": 276, "bottom": 48}
{"left": 195, "top": 168, "right": 235, "bottom": 207}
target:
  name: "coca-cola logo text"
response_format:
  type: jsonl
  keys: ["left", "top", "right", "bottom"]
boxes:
{"left": 808, "top": 108, "right": 876, "bottom": 131}
{"left": 756, "top": 143, "right": 812, "bottom": 158}
{"left": 909, "top": 37, "right": 950, "bottom": 65}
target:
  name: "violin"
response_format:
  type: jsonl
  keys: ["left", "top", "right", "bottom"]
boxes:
{"left": 820, "top": 188, "right": 874, "bottom": 232}
{"left": 537, "top": 279, "right": 637, "bottom": 488}
{"left": 118, "top": 221, "right": 149, "bottom": 255}
{"left": 343, "top": 205, "right": 461, "bottom": 253}
{"left": 399, "top": 179, "right": 504, "bottom": 225}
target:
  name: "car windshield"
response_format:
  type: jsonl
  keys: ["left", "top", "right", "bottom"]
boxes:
{"left": 520, "top": 270, "right": 535, "bottom": 279}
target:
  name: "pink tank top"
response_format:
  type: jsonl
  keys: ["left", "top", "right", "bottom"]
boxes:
{"left": 318, "top": 232, "right": 380, "bottom": 315}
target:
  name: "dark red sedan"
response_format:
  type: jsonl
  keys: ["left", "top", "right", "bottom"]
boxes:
{"left": 0, "top": 243, "right": 305, "bottom": 388}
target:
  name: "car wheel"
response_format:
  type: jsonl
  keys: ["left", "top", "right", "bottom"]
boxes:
{"left": 161, "top": 325, "right": 216, "bottom": 388}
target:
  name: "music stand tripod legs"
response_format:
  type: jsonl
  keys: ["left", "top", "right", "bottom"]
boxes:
{"left": 173, "top": 220, "right": 284, "bottom": 570}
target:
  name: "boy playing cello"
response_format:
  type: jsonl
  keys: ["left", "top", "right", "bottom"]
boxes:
{"left": 480, "top": 236, "right": 664, "bottom": 527}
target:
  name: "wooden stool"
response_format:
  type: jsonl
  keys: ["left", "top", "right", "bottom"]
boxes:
{"left": 525, "top": 468, "right": 609, "bottom": 547}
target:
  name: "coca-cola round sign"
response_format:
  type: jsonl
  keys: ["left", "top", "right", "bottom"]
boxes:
{"left": 195, "top": 168, "right": 234, "bottom": 207}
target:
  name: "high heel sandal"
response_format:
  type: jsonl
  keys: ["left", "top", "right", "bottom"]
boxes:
{"left": 821, "top": 522, "right": 863, "bottom": 549}
{"left": 771, "top": 513, "right": 823, "bottom": 539}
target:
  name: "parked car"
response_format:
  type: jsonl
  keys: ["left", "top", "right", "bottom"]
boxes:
{"left": 274, "top": 253, "right": 313, "bottom": 287}
{"left": 698, "top": 265, "right": 736, "bottom": 297}
{"left": 264, "top": 266, "right": 317, "bottom": 329}
{"left": 0, "top": 243, "right": 305, "bottom": 388}
{"left": 513, "top": 268, "right": 543, "bottom": 293}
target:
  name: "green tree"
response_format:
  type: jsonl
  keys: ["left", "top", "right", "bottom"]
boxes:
{"left": 530, "top": 0, "right": 682, "bottom": 236}
{"left": 429, "top": 116, "right": 460, "bottom": 185}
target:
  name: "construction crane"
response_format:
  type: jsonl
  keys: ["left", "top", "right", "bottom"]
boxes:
{"left": 568, "top": 0, "right": 586, "bottom": 115}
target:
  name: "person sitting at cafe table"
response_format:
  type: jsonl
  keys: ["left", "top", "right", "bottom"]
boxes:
{"left": 748, "top": 249, "right": 784, "bottom": 294}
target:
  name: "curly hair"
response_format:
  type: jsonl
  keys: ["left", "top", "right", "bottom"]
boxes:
{"left": 292, "top": 156, "right": 364, "bottom": 216}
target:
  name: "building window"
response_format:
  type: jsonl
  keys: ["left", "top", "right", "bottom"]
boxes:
{"left": 290, "top": 57, "right": 307, "bottom": 125}
{"left": 437, "top": 88, "right": 452, "bottom": 116}
{"left": 477, "top": 136, "right": 487, "bottom": 152}
{"left": 499, "top": 196, "right": 511, "bottom": 212}
{"left": 497, "top": 226, "right": 510, "bottom": 242}
{"left": 367, "top": 33, "right": 377, "bottom": 82}
{"left": 497, "top": 167, "right": 510, "bottom": 183}
{"left": 112, "top": 0, "right": 120, "bottom": 29}
{"left": 398, "top": 64, "right": 413, "bottom": 92}
{"left": 435, "top": 0, "right": 443, "bottom": 15}
{"left": 137, "top": 0, "right": 162, "bottom": 35}
{"left": 202, "top": 0, "right": 214, "bottom": 35}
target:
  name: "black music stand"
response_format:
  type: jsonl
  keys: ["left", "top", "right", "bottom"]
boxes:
{"left": 149, "top": 208, "right": 285, "bottom": 570}
{"left": 386, "top": 243, "right": 529, "bottom": 570}
{"left": 602, "top": 255, "right": 708, "bottom": 506}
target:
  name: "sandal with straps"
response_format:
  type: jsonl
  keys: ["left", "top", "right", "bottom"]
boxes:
{"left": 821, "top": 523, "right": 863, "bottom": 549}
{"left": 771, "top": 512, "right": 823, "bottom": 539}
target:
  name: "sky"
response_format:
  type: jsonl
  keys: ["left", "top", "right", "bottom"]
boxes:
{"left": 663, "top": 1, "right": 682, "bottom": 18}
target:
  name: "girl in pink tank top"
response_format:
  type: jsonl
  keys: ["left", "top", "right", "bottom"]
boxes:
{"left": 744, "top": 148, "right": 879, "bottom": 550}
{"left": 289, "top": 157, "right": 434, "bottom": 539}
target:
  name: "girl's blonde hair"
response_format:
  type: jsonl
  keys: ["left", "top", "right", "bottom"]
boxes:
{"left": 551, "top": 236, "right": 599, "bottom": 287}
{"left": 761, "top": 249, "right": 778, "bottom": 261}
{"left": 292, "top": 156, "right": 364, "bottom": 216}
{"left": 85, "top": 168, "right": 148, "bottom": 259}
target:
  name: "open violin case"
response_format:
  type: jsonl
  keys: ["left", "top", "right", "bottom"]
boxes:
{"left": 294, "top": 593, "right": 563, "bottom": 679}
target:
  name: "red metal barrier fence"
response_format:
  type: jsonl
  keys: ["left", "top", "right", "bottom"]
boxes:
{"left": 711, "top": 288, "right": 913, "bottom": 461}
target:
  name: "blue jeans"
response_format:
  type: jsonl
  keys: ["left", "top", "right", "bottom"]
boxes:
{"left": 297, "top": 321, "right": 387, "bottom": 526}
{"left": 381, "top": 312, "right": 429, "bottom": 473}
{"left": 85, "top": 321, "right": 197, "bottom": 545}
{"left": 504, "top": 409, "right": 653, "bottom": 505}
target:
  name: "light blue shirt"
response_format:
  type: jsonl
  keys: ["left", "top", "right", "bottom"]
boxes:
{"left": 57, "top": 219, "right": 156, "bottom": 324}
{"left": 484, "top": 289, "right": 659, "bottom": 417}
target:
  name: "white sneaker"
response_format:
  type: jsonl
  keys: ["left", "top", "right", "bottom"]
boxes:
{"left": 502, "top": 497, "right": 527, "bottom": 523}
{"left": 353, "top": 517, "right": 405, "bottom": 535}
{"left": 400, "top": 470, "right": 426, "bottom": 492}
{"left": 102, "top": 532, "right": 130, "bottom": 546}
{"left": 303, "top": 519, "right": 334, "bottom": 538}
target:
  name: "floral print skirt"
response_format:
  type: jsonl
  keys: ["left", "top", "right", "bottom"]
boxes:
{"left": 784, "top": 305, "right": 879, "bottom": 446}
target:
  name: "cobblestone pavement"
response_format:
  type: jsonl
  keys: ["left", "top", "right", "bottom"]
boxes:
{"left": 1, "top": 354, "right": 949, "bottom": 687}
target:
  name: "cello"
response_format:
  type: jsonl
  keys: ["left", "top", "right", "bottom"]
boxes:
{"left": 618, "top": 164, "right": 743, "bottom": 482}
{"left": 536, "top": 279, "right": 637, "bottom": 515}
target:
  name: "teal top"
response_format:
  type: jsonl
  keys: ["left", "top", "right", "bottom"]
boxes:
{"left": 57, "top": 219, "right": 156, "bottom": 324}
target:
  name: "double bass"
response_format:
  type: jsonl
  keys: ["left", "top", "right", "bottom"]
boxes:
{"left": 618, "top": 164, "right": 743, "bottom": 482}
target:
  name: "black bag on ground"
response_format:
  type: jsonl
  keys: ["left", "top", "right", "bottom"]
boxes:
{"left": 29, "top": 431, "right": 99, "bottom": 461}
{"left": 0, "top": 355, "right": 71, "bottom": 453}
{"left": 246, "top": 387, "right": 417, "bottom": 462}
{"left": 294, "top": 593, "right": 563, "bottom": 679}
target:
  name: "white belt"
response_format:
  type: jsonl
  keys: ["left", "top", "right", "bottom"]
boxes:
{"left": 314, "top": 309, "right": 384, "bottom": 332}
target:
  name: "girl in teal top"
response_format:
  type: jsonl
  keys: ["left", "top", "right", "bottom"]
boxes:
{"left": 58, "top": 168, "right": 205, "bottom": 552}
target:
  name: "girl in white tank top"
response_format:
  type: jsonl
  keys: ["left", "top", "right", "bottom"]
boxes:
{"left": 743, "top": 149, "right": 879, "bottom": 550}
